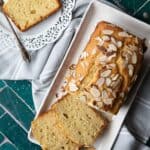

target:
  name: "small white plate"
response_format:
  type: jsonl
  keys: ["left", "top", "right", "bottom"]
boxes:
{"left": 1, "top": 0, "right": 75, "bottom": 51}
{"left": 28, "top": 0, "right": 150, "bottom": 149}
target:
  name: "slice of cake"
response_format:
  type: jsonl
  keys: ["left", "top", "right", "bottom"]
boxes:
{"left": 31, "top": 111, "right": 80, "bottom": 150}
{"left": 51, "top": 93, "right": 107, "bottom": 146}
{"left": 3, "top": 0, "right": 61, "bottom": 31}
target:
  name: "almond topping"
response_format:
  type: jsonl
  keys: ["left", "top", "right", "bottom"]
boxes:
{"left": 96, "top": 78, "right": 105, "bottom": 87}
{"left": 102, "top": 35, "right": 110, "bottom": 41}
{"left": 101, "top": 70, "right": 111, "bottom": 77}
{"left": 109, "top": 63, "right": 116, "bottom": 68}
{"left": 102, "top": 29, "right": 114, "bottom": 35}
{"left": 118, "top": 31, "right": 130, "bottom": 37}
{"left": 102, "top": 90, "right": 108, "bottom": 99}
{"left": 128, "top": 64, "right": 134, "bottom": 77}
{"left": 65, "top": 69, "right": 75, "bottom": 78}
{"left": 117, "top": 41, "right": 122, "bottom": 48}
{"left": 108, "top": 53, "right": 117, "bottom": 61}
{"left": 80, "top": 51, "right": 89, "bottom": 59}
{"left": 111, "top": 37, "right": 117, "bottom": 45}
{"left": 90, "top": 86, "right": 100, "bottom": 98}
{"left": 95, "top": 37, "right": 104, "bottom": 46}
{"left": 69, "top": 81, "right": 78, "bottom": 92}
{"left": 103, "top": 98, "right": 113, "bottom": 105}
{"left": 112, "top": 74, "right": 119, "bottom": 81}
{"left": 106, "top": 78, "right": 111, "bottom": 86}
{"left": 132, "top": 52, "right": 137, "bottom": 64}
{"left": 111, "top": 78, "right": 121, "bottom": 88}
{"left": 107, "top": 44, "right": 117, "bottom": 52}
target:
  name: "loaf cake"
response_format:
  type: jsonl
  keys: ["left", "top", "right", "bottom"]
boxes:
{"left": 31, "top": 111, "right": 80, "bottom": 150}
{"left": 63, "top": 21, "right": 144, "bottom": 114}
{"left": 51, "top": 93, "right": 107, "bottom": 146}
{"left": 3, "top": 0, "right": 61, "bottom": 31}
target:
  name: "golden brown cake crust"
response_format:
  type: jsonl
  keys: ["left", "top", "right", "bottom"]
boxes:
{"left": 2, "top": 0, "right": 62, "bottom": 31}
{"left": 63, "top": 21, "right": 144, "bottom": 114}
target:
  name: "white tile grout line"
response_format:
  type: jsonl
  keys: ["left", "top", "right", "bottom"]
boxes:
{"left": 0, "top": 131, "right": 17, "bottom": 149}
{"left": 0, "top": 112, "right": 7, "bottom": 119}
{"left": 0, "top": 104, "right": 28, "bottom": 133}
{"left": 0, "top": 85, "right": 7, "bottom": 93}
{"left": 3, "top": 81, "right": 35, "bottom": 114}
{"left": 133, "top": 0, "right": 150, "bottom": 16}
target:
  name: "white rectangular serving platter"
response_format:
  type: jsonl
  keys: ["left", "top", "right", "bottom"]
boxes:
{"left": 28, "top": 0, "right": 150, "bottom": 149}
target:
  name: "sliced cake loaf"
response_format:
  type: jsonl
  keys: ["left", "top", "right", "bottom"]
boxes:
{"left": 3, "top": 0, "right": 61, "bottom": 31}
{"left": 63, "top": 21, "right": 144, "bottom": 114}
{"left": 31, "top": 111, "right": 80, "bottom": 150}
{"left": 51, "top": 93, "right": 107, "bottom": 147}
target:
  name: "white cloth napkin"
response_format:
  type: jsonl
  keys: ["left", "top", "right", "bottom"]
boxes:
{"left": 0, "top": 0, "right": 150, "bottom": 149}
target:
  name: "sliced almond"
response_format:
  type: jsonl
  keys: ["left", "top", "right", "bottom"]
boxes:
{"left": 118, "top": 31, "right": 130, "bottom": 37}
{"left": 111, "top": 37, "right": 117, "bottom": 45}
{"left": 108, "top": 53, "right": 117, "bottom": 61}
{"left": 102, "top": 35, "right": 110, "bottom": 41}
{"left": 131, "top": 52, "right": 137, "bottom": 64}
{"left": 96, "top": 78, "right": 105, "bottom": 87}
{"left": 69, "top": 81, "right": 78, "bottom": 92}
{"left": 117, "top": 41, "right": 122, "bottom": 48}
{"left": 95, "top": 37, "right": 104, "bottom": 46}
{"left": 102, "top": 90, "right": 108, "bottom": 99}
{"left": 90, "top": 86, "right": 100, "bottom": 98}
{"left": 128, "top": 45, "right": 138, "bottom": 51}
{"left": 109, "top": 63, "right": 116, "bottom": 68}
{"left": 102, "top": 29, "right": 114, "bottom": 35}
{"left": 112, "top": 74, "right": 119, "bottom": 81}
{"left": 80, "top": 51, "right": 89, "bottom": 59}
{"left": 101, "top": 70, "right": 111, "bottom": 77}
{"left": 111, "top": 78, "right": 121, "bottom": 89}
{"left": 107, "top": 43, "right": 117, "bottom": 52}
{"left": 128, "top": 64, "right": 134, "bottom": 77}
{"left": 103, "top": 98, "right": 113, "bottom": 105}
{"left": 106, "top": 78, "right": 111, "bottom": 86}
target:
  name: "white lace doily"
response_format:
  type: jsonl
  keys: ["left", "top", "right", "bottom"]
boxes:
{"left": 0, "top": 0, "right": 75, "bottom": 51}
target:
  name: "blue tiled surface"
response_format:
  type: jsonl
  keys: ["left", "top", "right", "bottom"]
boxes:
{"left": 0, "top": 0, "right": 150, "bottom": 150}
{"left": 0, "top": 81, "right": 40, "bottom": 150}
